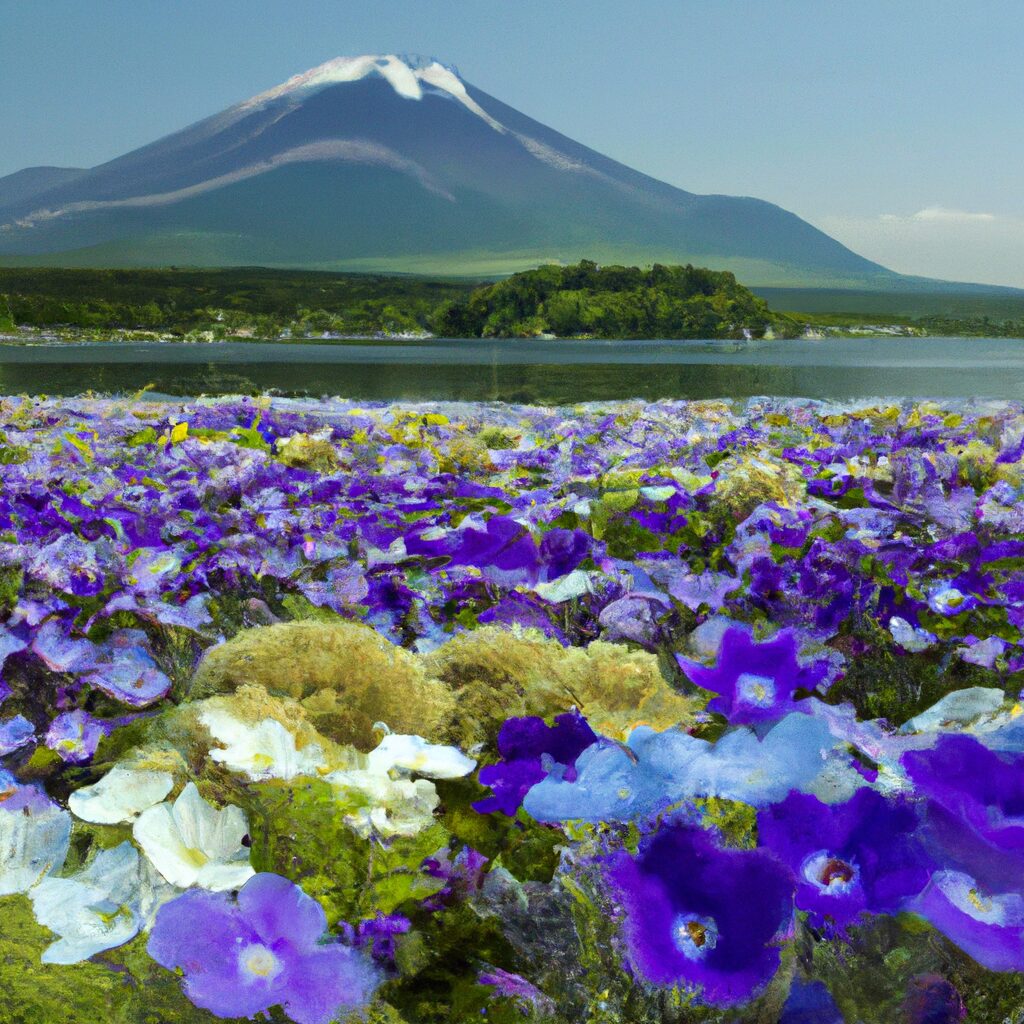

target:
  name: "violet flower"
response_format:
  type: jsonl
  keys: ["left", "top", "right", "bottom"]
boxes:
{"left": 478, "top": 967, "right": 555, "bottom": 1017}
{"left": 339, "top": 912, "right": 412, "bottom": 965}
{"left": 757, "top": 789, "right": 932, "bottom": 931}
{"left": 902, "top": 974, "right": 966, "bottom": 1024}
{"left": 474, "top": 710, "right": 598, "bottom": 816}
{"left": 902, "top": 735, "right": 1024, "bottom": 891}
{"left": 677, "top": 625, "right": 832, "bottom": 724}
{"left": 910, "top": 870, "right": 1024, "bottom": 972}
{"left": 422, "top": 845, "right": 489, "bottom": 909}
{"left": 44, "top": 709, "right": 113, "bottom": 764}
{"left": 778, "top": 979, "right": 843, "bottom": 1024}
{"left": 608, "top": 825, "right": 795, "bottom": 1005}
{"left": 148, "top": 873, "right": 379, "bottom": 1023}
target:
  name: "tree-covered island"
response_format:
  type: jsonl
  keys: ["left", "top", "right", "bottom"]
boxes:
{"left": 1, "top": 262, "right": 1022, "bottom": 341}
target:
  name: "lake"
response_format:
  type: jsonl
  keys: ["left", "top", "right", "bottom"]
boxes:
{"left": 1, "top": 336, "right": 1022, "bottom": 403}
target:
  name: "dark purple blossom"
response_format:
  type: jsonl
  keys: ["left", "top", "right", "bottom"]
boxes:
{"left": 148, "top": 873, "right": 379, "bottom": 1023}
{"left": 902, "top": 974, "right": 966, "bottom": 1024}
{"left": 778, "top": 979, "right": 843, "bottom": 1023}
{"left": 608, "top": 825, "right": 795, "bottom": 1005}
{"left": 476, "top": 591, "right": 566, "bottom": 641}
{"left": 422, "top": 845, "right": 489, "bottom": 909}
{"left": 757, "top": 789, "right": 932, "bottom": 931}
{"left": 538, "top": 528, "right": 591, "bottom": 579}
{"left": 339, "top": 912, "right": 411, "bottom": 965}
{"left": 677, "top": 625, "right": 832, "bottom": 724}
{"left": 474, "top": 710, "right": 598, "bottom": 816}
{"left": 902, "top": 736, "right": 1024, "bottom": 890}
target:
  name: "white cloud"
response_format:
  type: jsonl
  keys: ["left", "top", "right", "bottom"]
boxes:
{"left": 815, "top": 209, "right": 1024, "bottom": 288}
{"left": 879, "top": 207, "right": 997, "bottom": 224}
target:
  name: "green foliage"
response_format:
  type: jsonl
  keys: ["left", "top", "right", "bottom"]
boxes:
{"left": 435, "top": 779, "right": 562, "bottom": 884}
{"left": 0, "top": 267, "right": 474, "bottom": 339}
{"left": 0, "top": 895, "right": 237, "bottom": 1024}
{"left": 824, "top": 624, "right": 1013, "bottom": 725}
{"left": 247, "top": 778, "right": 373, "bottom": 925}
{"left": 0, "top": 564, "right": 23, "bottom": 613}
{"left": 0, "top": 262, "right": 798, "bottom": 340}
{"left": 434, "top": 260, "right": 792, "bottom": 339}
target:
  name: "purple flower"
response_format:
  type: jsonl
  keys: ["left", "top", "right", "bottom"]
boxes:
{"left": 757, "top": 789, "right": 932, "bottom": 931}
{"left": 677, "top": 625, "right": 831, "bottom": 724}
{"left": 926, "top": 583, "right": 978, "bottom": 617}
{"left": 44, "top": 710, "right": 111, "bottom": 764}
{"left": 538, "top": 527, "right": 590, "bottom": 579}
{"left": 30, "top": 619, "right": 99, "bottom": 674}
{"left": 0, "top": 625, "right": 27, "bottom": 673}
{"left": 608, "top": 825, "right": 795, "bottom": 1005}
{"left": 83, "top": 629, "right": 172, "bottom": 707}
{"left": 665, "top": 569, "right": 740, "bottom": 612}
{"left": 422, "top": 845, "right": 489, "bottom": 909}
{"left": 910, "top": 870, "right": 1024, "bottom": 972}
{"left": 0, "top": 714, "right": 35, "bottom": 755}
{"left": 902, "top": 974, "right": 966, "bottom": 1024}
{"left": 478, "top": 968, "right": 555, "bottom": 1016}
{"left": 339, "top": 912, "right": 411, "bottom": 965}
{"left": 902, "top": 736, "right": 1024, "bottom": 890}
{"left": 148, "top": 873, "right": 378, "bottom": 1024}
{"left": 26, "top": 535, "right": 106, "bottom": 597}
{"left": 598, "top": 594, "right": 664, "bottom": 647}
{"left": 474, "top": 710, "right": 598, "bottom": 816}
{"left": 779, "top": 979, "right": 843, "bottom": 1024}
{"left": 407, "top": 515, "right": 540, "bottom": 584}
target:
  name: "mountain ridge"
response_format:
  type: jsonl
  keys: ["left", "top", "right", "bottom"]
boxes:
{"left": 0, "top": 54, "right": 1007, "bottom": 290}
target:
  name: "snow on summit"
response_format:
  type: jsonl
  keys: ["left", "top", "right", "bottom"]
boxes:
{"left": 240, "top": 54, "right": 505, "bottom": 131}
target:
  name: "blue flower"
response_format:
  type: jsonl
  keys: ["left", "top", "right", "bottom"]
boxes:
{"left": 608, "top": 825, "right": 795, "bottom": 1005}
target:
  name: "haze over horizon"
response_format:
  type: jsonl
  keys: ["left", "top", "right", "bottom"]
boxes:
{"left": 2, "top": 0, "right": 1021, "bottom": 287}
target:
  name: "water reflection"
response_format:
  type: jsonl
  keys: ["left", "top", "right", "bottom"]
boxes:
{"left": 0, "top": 338, "right": 1022, "bottom": 402}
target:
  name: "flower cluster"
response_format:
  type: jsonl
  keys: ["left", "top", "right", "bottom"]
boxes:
{"left": 2, "top": 395, "right": 1024, "bottom": 1021}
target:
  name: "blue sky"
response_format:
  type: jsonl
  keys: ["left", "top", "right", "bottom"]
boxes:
{"left": 2, "top": 0, "right": 1022, "bottom": 285}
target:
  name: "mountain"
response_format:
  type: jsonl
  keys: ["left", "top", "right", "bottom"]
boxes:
{"left": 0, "top": 55, "right": 943, "bottom": 286}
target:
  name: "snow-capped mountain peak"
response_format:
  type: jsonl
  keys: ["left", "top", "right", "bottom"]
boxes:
{"left": 239, "top": 54, "right": 504, "bottom": 130}
{"left": 0, "top": 53, "right": 892, "bottom": 285}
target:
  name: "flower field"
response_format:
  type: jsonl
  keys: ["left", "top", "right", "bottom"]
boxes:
{"left": 1, "top": 393, "right": 1024, "bottom": 1022}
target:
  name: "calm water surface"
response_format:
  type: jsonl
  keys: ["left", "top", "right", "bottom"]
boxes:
{"left": 1, "top": 336, "right": 1022, "bottom": 403}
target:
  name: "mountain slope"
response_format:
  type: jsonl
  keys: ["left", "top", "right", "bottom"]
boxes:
{"left": 0, "top": 54, "right": 897, "bottom": 285}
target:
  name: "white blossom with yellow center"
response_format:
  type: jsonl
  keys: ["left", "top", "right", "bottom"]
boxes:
{"left": 200, "top": 707, "right": 326, "bottom": 782}
{"left": 132, "top": 783, "right": 254, "bottom": 891}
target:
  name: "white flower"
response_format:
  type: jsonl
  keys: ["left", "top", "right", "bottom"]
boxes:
{"left": 366, "top": 733, "right": 476, "bottom": 780}
{"left": 888, "top": 616, "right": 937, "bottom": 653}
{"left": 29, "top": 842, "right": 148, "bottom": 964}
{"left": 928, "top": 585, "right": 971, "bottom": 616}
{"left": 0, "top": 789, "right": 71, "bottom": 896}
{"left": 132, "top": 783, "right": 254, "bottom": 891}
{"left": 533, "top": 570, "right": 593, "bottom": 603}
{"left": 326, "top": 732, "right": 475, "bottom": 838}
{"left": 899, "top": 686, "right": 1006, "bottom": 735}
{"left": 68, "top": 766, "right": 174, "bottom": 824}
{"left": 326, "top": 767, "right": 440, "bottom": 838}
{"left": 199, "top": 707, "right": 326, "bottom": 782}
